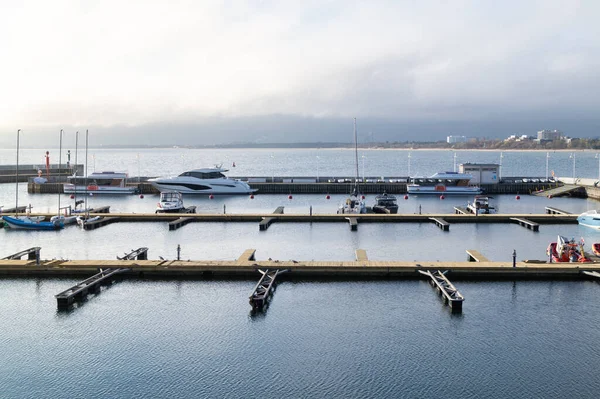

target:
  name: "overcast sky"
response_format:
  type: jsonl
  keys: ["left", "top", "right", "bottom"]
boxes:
{"left": 1, "top": 0, "right": 599, "bottom": 146}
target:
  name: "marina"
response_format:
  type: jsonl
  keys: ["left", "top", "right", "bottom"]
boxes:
{"left": 2, "top": 148, "right": 600, "bottom": 399}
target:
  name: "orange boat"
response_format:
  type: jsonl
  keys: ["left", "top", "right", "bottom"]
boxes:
{"left": 546, "top": 236, "right": 591, "bottom": 263}
{"left": 593, "top": 243, "right": 600, "bottom": 257}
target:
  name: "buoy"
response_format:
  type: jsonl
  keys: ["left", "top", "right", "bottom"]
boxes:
{"left": 70, "top": 194, "right": 74, "bottom": 199}
{"left": 288, "top": 195, "right": 293, "bottom": 200}
{"left": 326, "top": 195, "right": 330, "bottom": 200}
{"left": 209, "top": 194, "right": 214, "bottom": 199}
{"left": 139, "top": 194, "right": 144, "bottom": 199}
{"left": 515, "top": 195, "right": 520, "bottom": 200}
{"left": 440, "top": 195, "right": 445, "bottom": 200}
{"left": 404, "top": 195, "right": 408, "bottom": 200}
{"left": 361, "top": 195, "right": 365, "bottom": 200}
{"left": 250, "top": 194, "right": 254, "bottom": 199}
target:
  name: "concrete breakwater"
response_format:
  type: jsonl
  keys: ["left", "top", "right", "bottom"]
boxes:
{"left": 27, "top": 180, "right": 564, "bottom": 195}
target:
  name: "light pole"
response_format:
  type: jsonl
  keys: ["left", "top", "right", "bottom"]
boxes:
{"left": 453, "top": 151, "right": 457, "bottom": 172}
{"left": 58, "top": 129, "right": 63, "bottom": 214}
{"left": 270, "top": 153, "right": 274, "bottom": 183}
{"left": 408, "top": 151, "right": 412, "bottom": 177}
{"left": 499, "top": 152, "right": 504, "bottom": 180}
{"left": 316, "top": 155, "right": 320, "bottom": 182}
{"left": 545, "top": 152, "right": 549, "bottom": 181}
{"left": 570, "top": 152, "right": 576, "bottom": 180}
{"left": 596, "top": 153, "right": 600, "bottom": 181}
{"left": 361, "top": 155, "right": 366, "bottom": 182}
{"left": 137, "top": 153, "right": 140, "bottom": 183}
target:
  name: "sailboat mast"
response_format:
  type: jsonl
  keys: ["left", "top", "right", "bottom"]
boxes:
{"left": 58, "top": 129, "right": 63, "bottom": 215}
{"left": 85, "top": 130, "right": 89, "bottom": 211}
{"left": 354, "top": 118, "right": 359, "bottom": 190}
{"left": 15, "top": 129, "right": 20, "bottom": 216}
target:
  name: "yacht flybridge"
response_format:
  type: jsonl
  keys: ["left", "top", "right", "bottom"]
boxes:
{"left": 149, "top": 167, "right": 256, "bottom": 195}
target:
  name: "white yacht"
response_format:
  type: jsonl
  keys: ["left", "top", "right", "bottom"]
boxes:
{"left": 149, "top": 167, "right": 256, "bottom": 195}
{"left": 407, "top": 172, "right": 482, "bottom": 195}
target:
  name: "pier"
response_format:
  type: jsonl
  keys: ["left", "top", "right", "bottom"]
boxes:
{"left": 2, "top": 248, "right": 599, "bottom": 278}
{"left": 249, "top": 269, "right": 287, "bottom": 310}
{"left": 55, "top": 268, "right": 130, "bottom": 309}
{"left": 418, "top": 269, "right": 465, "bottom": 311}
{"left": 509, "top": 217, "right": 540, "bottom": 232}
{"left": 1, "top": 212, "right": 578, "bottom": 228}
{"left": 259, "top": 206, "right": 285, "bottom": 231}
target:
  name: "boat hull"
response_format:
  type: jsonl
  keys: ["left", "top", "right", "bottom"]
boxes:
{"left": 593, "top": 243, "right": 600, "bottom": 257}
{"left": 2, "top": 216, "right": 63, "bottom": 230}
{"left": 577, "top": 211, "right": 600, "bottom": 230}
{"left": 407, "top": 185, "right": 482, "bottom": 195}
{"left": 63, "top": 184, "right": 138, "bottom": 195}
{"left": 149, "top": 180, "right": 256, "bottom": 195}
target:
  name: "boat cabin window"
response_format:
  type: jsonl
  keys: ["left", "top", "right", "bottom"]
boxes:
{"left": 180, "top": 171, "right": 227, "bottom": 179}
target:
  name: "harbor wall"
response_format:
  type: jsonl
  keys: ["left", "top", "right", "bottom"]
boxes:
{"left": 0, "top": 164, "right": 84, "bottom": 183}
{"left": 26, "top": 180, "right": 561, "bottom": 195}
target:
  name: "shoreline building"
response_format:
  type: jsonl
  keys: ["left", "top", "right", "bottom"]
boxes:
{"left": 537, "top": 130, "right": 562, "bottom": 141}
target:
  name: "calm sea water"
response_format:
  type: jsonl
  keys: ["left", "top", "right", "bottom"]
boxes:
{"left": 2, "top": 148, "right": 600, "bottom": 398}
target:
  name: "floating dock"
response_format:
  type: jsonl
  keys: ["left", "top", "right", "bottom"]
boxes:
{"left": 1, "top": 249, "right": 599, "bottom": 279}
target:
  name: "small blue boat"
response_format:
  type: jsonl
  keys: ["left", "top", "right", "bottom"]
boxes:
{"left": 2, "top": 216, "right": 64, "bottom": 231}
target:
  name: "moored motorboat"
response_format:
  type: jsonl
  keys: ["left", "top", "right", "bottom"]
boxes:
{"left": 149, "top": 166, "right": 255, "bottom": 195}
{"left": 372, "top": 192, "right": 399, "bottom": 214}
{"left": 64, "top": 171, "right": 139, "bottom": 195}
{"left": 593, "top": 243, "right": 600, "bottom": 257}
{"left": 577, "top": 210, "right": 600, "bottom": 230}
{"left": 466, "top": 195, "right": 497, "bottom": 214}
{"left": 546, "top": 236, "right": 590, "bottom": 263}
{"left": 2, "top": 215, "right": 63, "bottom": 230}
{"left": 76, "top": 215, "right": 102, "bottom": 228}
{"left": 156, "top": 191, "right": 186, "bottom": 213}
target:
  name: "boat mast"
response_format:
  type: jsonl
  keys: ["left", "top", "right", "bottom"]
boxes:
{"left": 58, "top": 129, "right": 63, "bottom": 216}
{"left": 354, "top": 118, "right": 359, "bottom": 192}
{"left": 15, "top": 129, "right": 20, "bottom": 216}
{"left": 74, "top": 131, "right": 78, "bottom": 206}
{"left": 84, "top": 130, "right": 88, "bottom": 213}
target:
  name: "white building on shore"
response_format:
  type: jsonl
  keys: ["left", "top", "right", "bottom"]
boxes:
{"left": 447, "top": 135, "right": 467, "bottom": 143}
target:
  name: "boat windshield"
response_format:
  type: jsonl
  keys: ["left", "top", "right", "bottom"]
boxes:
{"left": 180, "top": 171, "right": 227, "bottom": 179}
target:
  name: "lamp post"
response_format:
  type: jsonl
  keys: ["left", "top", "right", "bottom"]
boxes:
{"left": 570, "top": 153, "right": 576, "bottom": 180}
{"left": 316, "top": 155, "right": 320, "bottom": 182}
{"left": 453, "top": 151, "right": 457, "bottom": 172}
{"left": 545, "top": 152, "right": 549, "bottom": 181}
{"left": 499, "top": 152, "right": 503, "bottom": 180}
{"left": 270, "top": 153, "right": 274, "bottom": 183}
{"left": 596, "top": 153, "right": 600, "bottom": 181}
{"left": 58, "top": 129, "right": 63, "bottom": 214}
{"left": 408, "top": 151, "right": 412, "bottom": 177}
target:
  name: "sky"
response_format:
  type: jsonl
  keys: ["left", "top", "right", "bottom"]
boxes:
{"left": 1, "top": 0, "right": 599, "bottom": 147}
